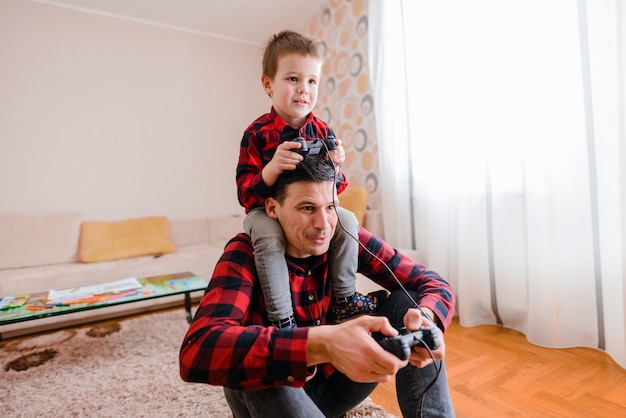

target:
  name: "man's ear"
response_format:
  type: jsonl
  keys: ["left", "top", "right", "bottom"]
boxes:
{"left": 265, "top": 197, "right": 279, "bottom": 219}
{"left": 261, "top": 74, "right": 273, "bottom": 97}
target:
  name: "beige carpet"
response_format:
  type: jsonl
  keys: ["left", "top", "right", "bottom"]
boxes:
{"left": 0, "top": 308, "right": 395, "bottom": 417}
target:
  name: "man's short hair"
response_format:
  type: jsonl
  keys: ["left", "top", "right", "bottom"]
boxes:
{"left": 272, "top": 155, "right": 335, "bottom": 204}
{"left": 262, "top": 30, "right": 322, "bottom": 80}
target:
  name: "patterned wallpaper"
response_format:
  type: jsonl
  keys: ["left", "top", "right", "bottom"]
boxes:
{"left": 305, "top": 0, "right": 381, "bottom": 210}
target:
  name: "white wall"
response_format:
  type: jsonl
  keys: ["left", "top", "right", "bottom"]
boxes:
{"left": 0, "top": 0, "right": 269, "bottom": 220}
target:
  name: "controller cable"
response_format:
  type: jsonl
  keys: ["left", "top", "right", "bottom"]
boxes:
{"left": 321, "top": 139, "right": 442, "bottom": 418}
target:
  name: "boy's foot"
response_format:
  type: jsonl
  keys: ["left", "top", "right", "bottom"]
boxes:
{"left": 270, "top": 315, "right": 296, "bottom": 328}
{"left": 330, "top": 290, "right": 388, "bottom": 322}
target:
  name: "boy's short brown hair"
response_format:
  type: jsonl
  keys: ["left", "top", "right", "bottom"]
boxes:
{"left": 262, "top": 30, "right": 322, "bottom": 80}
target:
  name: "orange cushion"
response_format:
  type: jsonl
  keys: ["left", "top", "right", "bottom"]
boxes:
{"left": 78, "top": 216, "right": 175, "bottom": 263}
{"left": 339, "top": 187, "right": 369, "bottom": 225}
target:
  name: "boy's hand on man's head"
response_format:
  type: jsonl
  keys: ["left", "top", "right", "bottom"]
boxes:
{"left": 262, "top": 141, "right": 304, "bottom": 187}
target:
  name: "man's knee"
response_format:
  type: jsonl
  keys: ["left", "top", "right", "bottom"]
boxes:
{"left": 376, "top": 289, "right": 420, "bottom": 329}
{"left": 224, "top": 386, "right": 324, "bottom": 418}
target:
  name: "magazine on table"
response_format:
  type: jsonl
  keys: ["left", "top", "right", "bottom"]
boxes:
{"left": 47, "top": 277, "right": 143, "bottom": 303}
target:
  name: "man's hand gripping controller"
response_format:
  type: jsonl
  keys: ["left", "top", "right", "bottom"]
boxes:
{"left": 292, "top": 135, "right": 338, "bottom": 156}
{"left": 378, "top": 327, "right": 440, "bottom": 361}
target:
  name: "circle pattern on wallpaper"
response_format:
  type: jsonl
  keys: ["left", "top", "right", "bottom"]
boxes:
{"left": 334, "top": 51, "right": 350, "bottom": 79}
{"left": 350, "top": 53, "right": 363, "bottom": 77}
{"left": 340, "top": 28, "right": 351, "bottom": 47}
{"left": 360, "top": 152, "right": 373, "bottom": 171}
{"left": 356, "top": 16, "right": 368, "bottom": 38}
{"left": 365, "top": 172, "right": 378, "bottom": 193}
{"left": 340, "top": 99, "right": 354, "bottom": 121}
{"left": 320, "top": 107, "right": 332, "bottom": 126}
{"left": 319, "top": 41, "right": 328, "bottom": 58}
{"left": 307, "top": 1, "right": 380, "bottom": 208}
{"left": 360, "top": 94, "right": 374, "bottom": 115}
{"left": 321, "top": 8, "right": 331, "bottom": 26}
{"left": 353, "top": 129, "right": 368, "bottom": 152}
{"left": 357, "top": 74, "right": 369, "bottom": 94}
{"left": 336, "top": 123, "right": 355, "bottom": 148}
{"left": 325, "top": 77, "right": 336, "bottom": 96}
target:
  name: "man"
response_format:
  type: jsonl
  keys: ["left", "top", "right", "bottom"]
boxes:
{"left": 179, "top": 155, "right": 456, "bottom": 417}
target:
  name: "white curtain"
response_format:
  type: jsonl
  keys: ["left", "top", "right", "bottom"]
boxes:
{"left": 369, "top": 0, "right": 626, "bottom": 369}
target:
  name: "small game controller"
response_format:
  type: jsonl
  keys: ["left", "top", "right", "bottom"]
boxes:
{"left": 291, "top": 135, "right": 338, "bottom": 156}
{"left": 378, "top": 327, "right": 440, "bottom": 360}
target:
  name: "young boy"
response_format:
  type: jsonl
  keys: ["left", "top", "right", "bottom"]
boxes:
{"left": 236, "top": 30, "right": 385, "bottom": 328}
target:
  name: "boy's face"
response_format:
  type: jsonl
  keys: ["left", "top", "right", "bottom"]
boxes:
{"left": 262, "top": 53, "right": 322, "bottom": 127}
{"left": 265, "top": 180, "right": 337, "bottom": 259}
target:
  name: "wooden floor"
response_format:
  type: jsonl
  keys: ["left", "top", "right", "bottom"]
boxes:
{"left": 370, "top": 317, "right": 626, "bottom": 417}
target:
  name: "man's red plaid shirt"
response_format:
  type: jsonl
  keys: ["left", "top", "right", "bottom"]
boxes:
{"left": 179, "top": 228, "right": 455, "bottom": 391}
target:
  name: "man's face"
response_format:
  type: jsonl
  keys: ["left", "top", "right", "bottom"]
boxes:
{"left": 265, "top": 180, "right": 337, "bottom": 258}
{"left": 262, "top": 53, "right": 321, "bottom": 127}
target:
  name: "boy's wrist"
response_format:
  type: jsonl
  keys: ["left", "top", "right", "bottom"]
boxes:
{"left": 261, "top": 165, "right": 279, "bottom": 187}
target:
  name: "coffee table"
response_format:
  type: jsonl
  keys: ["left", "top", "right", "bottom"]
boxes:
{"left": 0, "top": 272, "right": 207, "bottom": 339}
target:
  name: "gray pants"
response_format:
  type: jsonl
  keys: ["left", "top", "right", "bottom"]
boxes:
{"left": 223, "top": 290, "right": 456, "bottom": 417}
{"left": 244, "top": 206, "right": 359, "bottom": 324}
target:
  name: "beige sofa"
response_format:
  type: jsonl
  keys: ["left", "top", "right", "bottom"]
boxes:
{"left": 0, "top": 209, "right": 415, "bottom": 338}
{"left": 0, "top": 213, "right": 245, "bottom": 338}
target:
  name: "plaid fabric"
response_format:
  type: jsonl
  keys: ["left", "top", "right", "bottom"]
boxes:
{"left": 179, "top": 228, "right": 456, "bottom": 390}
{"left": 235, "top": 107, "right": 348, "bottom": 213}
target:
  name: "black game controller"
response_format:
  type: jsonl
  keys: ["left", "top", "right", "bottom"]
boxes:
{"left": 378, "top": 327, "right": 440, "bottom": 361}
{"left": 291, "top": 135, "right": 338, "bottom": 156}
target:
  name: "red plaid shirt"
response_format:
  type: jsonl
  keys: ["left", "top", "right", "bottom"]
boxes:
{"left": 179, "top": 228, "right": 455, "bottom": 390}
{"left": 236, "top": 108, "right": 348, "bottom": 212}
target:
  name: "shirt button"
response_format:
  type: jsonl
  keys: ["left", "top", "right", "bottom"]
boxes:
{"left": 308, "top": 294, "right": 315, "bottom": 301}
{"left": 287, "top": 376, "right": 295, "bottom": 383}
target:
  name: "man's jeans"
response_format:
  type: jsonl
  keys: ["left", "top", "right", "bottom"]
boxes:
{"left": 223, "top": 290, "right": 455, "bottom": 417}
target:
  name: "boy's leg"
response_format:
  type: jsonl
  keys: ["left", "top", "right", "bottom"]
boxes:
{"left": 330, "top": 207, "right": 359, "bottom": 298}
{"left": 330, "top": 207, "right": 387, "bottom": 321}
{"left": 244, "top": 207, "right": 295, "bottom": 328}
{"left": 376, "top": 290, "right": 456, "bottom": 418}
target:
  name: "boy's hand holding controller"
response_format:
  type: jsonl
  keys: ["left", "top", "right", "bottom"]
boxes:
{"left": 328, "top": 138, "right": 345, "bottom": 173}
{"left": 262, "top": 138, "right": 345, "bottom": 187}
{"left": 262, "top": 141, "right": 304, "bottom": 187}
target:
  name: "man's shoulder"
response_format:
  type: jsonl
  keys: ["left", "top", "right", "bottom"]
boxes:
{"left": 356, "top": 227, "right": 392, "bottom": 261}
{"left": 223, "top": 232, "right": 253, "bottom": 250}
{"left": 356, "top": 227, "right": 381, "bottom": 246}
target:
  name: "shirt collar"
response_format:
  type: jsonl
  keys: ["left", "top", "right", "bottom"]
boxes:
{"left": 286, "top": 253, "right": 328, "bottom": 273}
{"left": 270, "top": 107, "right": 315, "bottom": 134}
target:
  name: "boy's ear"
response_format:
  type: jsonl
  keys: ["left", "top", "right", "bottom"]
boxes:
{"left": 261, "top": 75, "right": 273, "bottom": 97}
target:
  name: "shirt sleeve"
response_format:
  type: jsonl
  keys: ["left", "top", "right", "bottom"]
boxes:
{"left": 336, "top": 171, "right": 348, "bottom": 194}
{"left": 179, "top": 234, "right": 312, "bottom": 390}
{"left": 356, "top": 228, "right": 456, "bottom": 331}
{"left": 236, "top": 130, "right": 273, "bottom": 212}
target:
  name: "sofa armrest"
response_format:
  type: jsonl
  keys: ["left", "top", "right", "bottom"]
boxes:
{"left": 207, "top": 215, "right": 244, "bottom": 248}
{"left": 363, "top": 209, "right": 384, "bottom": 239}
{"left": 356, "top": 247, "right": 424, "bottom": 295}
